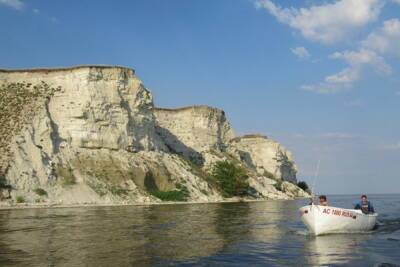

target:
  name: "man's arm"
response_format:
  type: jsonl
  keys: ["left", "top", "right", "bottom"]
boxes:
{"left": 370, "top": 202, "right": 375, "bottom": 213}
{"left": 354, "top": 203, "right": 361, "bottom": 210}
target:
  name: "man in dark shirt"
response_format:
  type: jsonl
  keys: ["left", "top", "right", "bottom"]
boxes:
{"left": 319, "top": 195, "right": 328, "bottom": 206}
{"left": 308, "top": 195, "right": 328, "bottom": 206}
{"left": 354, "top": 195, "right": 375, "bottom": 214}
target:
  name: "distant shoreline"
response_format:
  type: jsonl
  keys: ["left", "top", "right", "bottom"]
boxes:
{"left": 2, "top": 194, "right": 398, "bottom": 211}
{"left": 1, "top": 195, "right": 396, "bottom": 211}
{"left": 0, "top": 197, "right": 309, "bottom": 211}
{"left": 318, "top": 193, "right": 400, "bottom": 196}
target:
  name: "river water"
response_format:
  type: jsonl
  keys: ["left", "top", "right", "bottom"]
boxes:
{"left": 0, "top": 195, "right": 399, "bottom": 266}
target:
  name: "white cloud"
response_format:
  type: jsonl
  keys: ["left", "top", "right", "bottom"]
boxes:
{"left": 291, "top": 46, "right": 310, "bottom": 59}
{"left": 303, "top": 18, "right": 400, "bottom": 94}
{"left": 283, "top": 132, "right": 360, "bottom": 141}
{"left": 303, "top": 49, "right": 391, "bottom": 93}
{"left": 0, "top": 0, "right": 24, "bottom": 10}
{"left": 329, "top": 49, "right": 391, "bottom": 81}
{"left": 255, "top": 0, "right": 383, "bottom": 44}
{"left": 330, "top": 49, "right": 391, "bottom": 75}
{"left": 33, "top": 8, "right": 39, "bottom": 14}
{"left": 392, "top": 0, "right": 400, "bottom": 4}
{"left": 345, "top": 98, "right": 365, "bottom": 107}
{"left": 302, "top": 83, "right": 350, "bottom": 94}
{"left": 320, "top": 132, "right": 358, "bottom": 139}
{"left": 380, "top": 142, "right": 400, "bottom": 151}
{"left": 362, "top": 18, "right": 400, "bottom": 57}
{"left": 324, "top": 67, "right": 360, "bottom": 84}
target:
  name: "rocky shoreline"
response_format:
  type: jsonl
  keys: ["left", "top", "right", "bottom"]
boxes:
{"left": 0, "top": 197, "right": 307, "bottom": 211}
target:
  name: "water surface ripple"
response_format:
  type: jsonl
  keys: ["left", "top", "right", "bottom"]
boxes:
{"left": 0, "top": 195, "right": 399, "bottom": 266}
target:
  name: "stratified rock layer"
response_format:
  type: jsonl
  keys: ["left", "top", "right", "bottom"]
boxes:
{"left": 228, "top": 135, "right": 297, "bottom": 182}
{"left": 154, "top": 106, "right": 234, "bottom": 164}
{"left": 0, "top": 65, "right": 308, "bottom": 205}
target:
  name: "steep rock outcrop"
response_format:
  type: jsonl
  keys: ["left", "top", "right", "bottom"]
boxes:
{"left": 154, "top": 106, "right": 234, "bottom": 163}
{"left": 153, "top": 107, "right": 306, "bottom": 199}
{"left": 228, "top": 135, "right": 297, "bottom": 182}
{"left": 0, "top": 66, "right": 169, "bottom": 204}
{"left": 0, "top": 65, "right": 308, "bottom": 206}
{"left": 0, "top": 66, "right": 164, "bottom": 153}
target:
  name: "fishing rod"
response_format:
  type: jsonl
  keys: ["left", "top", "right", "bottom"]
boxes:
{"left": 310, "top": 158, "right": 321, "bottom": 205}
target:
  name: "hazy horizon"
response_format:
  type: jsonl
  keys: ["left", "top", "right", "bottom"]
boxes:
{"left": 1, "top": 0, "right": 399, "bottom": 194}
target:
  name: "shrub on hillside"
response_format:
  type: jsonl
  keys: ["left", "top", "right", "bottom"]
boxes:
{"left": 150, "top": 189, "right": 188, "bottom": 202}
{"left": 56, "top": 165, "right": 76, "bottom": 186}
{"left": 211, "top": 160, "right": 249, "bottom": 197}
{"left": 274, "top": 180, "right": 283, "bottom": 191}
{"left": 297, "top": 181, "right": 310, "bottom": 193}
{"left": 33, "top": 188, "right": 48, "bottom": 197}
{"left": 16, "top": 196, "right": 25, "bottom": 203}
{"left": 263, "top": 170, "right": 276, "bottom": 180}
{"left": 0, "top": 175, "right": 11, "bottom": 189}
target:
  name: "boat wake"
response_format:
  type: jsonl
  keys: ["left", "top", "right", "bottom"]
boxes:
{"left": 373, "top": 218, "right": 400, "bottom": 242}
{"left": 290, "top": 229, "right": 310, "bottom": 236}
{"left": 294, "top": 217, "right": 400, "bottom": 241}
{"left": 375, "top": 218, "right": 400, "bottom": 234}
{"left": 386, "top": 230, "right": 400, "bottom": 241}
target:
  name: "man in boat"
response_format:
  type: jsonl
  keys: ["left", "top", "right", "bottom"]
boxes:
{"left": 354, "top": 195, "right": 375, "bottom": 214}
{"left": 318, "top": 195, "right": 328, "bottom": 206}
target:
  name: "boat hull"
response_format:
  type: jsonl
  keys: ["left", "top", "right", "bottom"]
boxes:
{"left": 299, "top": 205, "right": 377, "bottom": 236}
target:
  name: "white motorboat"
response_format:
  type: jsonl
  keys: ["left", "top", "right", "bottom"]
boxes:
{"left": 299, "top": 204, "right": 378, "bottom": 236}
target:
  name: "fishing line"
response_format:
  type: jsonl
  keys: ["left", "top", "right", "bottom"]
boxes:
{"left": 311, "top": 158, "right": 321, "bottom": 204}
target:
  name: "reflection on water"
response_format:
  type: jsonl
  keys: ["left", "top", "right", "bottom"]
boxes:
{"left": 306, "top": 234, "right": 368, "bottom": 266}
{"left": 0, "top": 195, "right": 399, "bottom": 266}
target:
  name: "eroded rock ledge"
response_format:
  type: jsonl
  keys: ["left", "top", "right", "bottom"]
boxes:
{"left": 0, "top": 65, "right": 309, "bottom": 206}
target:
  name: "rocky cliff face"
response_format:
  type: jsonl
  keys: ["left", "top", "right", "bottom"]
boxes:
{"left": 154, "top": 106, "right": 234, "bottom": 164}
{"left": 0, "top": 66, "right": 309, "bottom": 206}
{"left": 153, "top": 109, "right": 308, "bottom": 199}
{"left": 228, "top": 135, "right": 297, "bottom": 182}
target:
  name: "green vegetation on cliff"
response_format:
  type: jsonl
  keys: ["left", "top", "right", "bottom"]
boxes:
{"left": 56, "top": 165, "right": 76, "bottom": 186}
{"left": 297, "top": 181, "right": 310, "bottom": 194}
{"left": 211, "top": 160, "right": 249, "bottom": 197}
{"left": 150, "top": 183, "right": 189, "bottom": 201}
{"left": 150, "top": 189, "right": 188, "bottom": 201}
{"left": 0, "top": 174, "right": 11, "bottom": 189}
{"left": 33, "top": 188, "right": 48, "bottom": 197}
{"left": 274, "top": 180, "right": 283, "bottom": 191}
{"left": 0, "top": 82, "right": 61, "bottom": 179}
{"left": 16, "top": 196, "right": 25, "bottom": 203}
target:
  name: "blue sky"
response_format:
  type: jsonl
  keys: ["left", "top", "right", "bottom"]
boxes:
{"left": 1, "top": 0, "right": 399, "bottom": 194}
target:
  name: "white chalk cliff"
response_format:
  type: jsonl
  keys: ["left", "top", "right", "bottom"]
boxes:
{"left": 0, "top": 66, "right": 309, "bottom": 206}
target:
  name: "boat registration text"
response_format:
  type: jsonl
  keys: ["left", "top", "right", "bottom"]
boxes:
{"left": 322, "top": 208, "right": 356, "bottom": 219}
